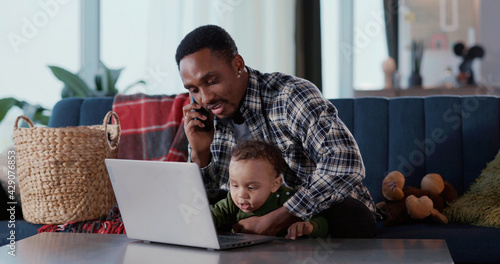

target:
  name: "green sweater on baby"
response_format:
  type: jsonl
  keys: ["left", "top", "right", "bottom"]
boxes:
{"left": 210, "top": 186, "right": 328, "bottom": 238}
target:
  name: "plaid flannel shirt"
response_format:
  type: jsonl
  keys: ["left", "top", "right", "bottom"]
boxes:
{"left": 191, "top": 66, "right": 376, "bottom": 220}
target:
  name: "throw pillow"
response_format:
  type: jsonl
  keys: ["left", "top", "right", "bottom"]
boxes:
{"left": 444, "top": 149, "right": 500, "bottom": 228}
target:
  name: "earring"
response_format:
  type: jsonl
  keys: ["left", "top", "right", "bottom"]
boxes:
{"left": 237, "top": 69, "right": 241, "bottom": 78}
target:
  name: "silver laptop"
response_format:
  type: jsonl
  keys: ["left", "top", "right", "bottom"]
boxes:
{"left": 105, "top": 159, "right": 276, "bottom": 250}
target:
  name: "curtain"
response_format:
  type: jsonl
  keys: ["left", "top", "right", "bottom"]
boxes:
{"left": 144, "top": 0, "right": 296, "bottom": 95}
{"left": 295, "top": 0, "right": 322, "bottom": 91}
{"left": 384, "top": 0, "right": 399, "bottom": 68}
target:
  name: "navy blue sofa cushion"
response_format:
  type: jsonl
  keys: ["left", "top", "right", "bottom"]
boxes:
{"left": 49, "top": 97, "right": 114, "bottom": 127}
{"left": 2, "top": 95, "right": 498, "bottom": 263}
{"left": 330, "top": 96, "right": 500, "bottom": 264}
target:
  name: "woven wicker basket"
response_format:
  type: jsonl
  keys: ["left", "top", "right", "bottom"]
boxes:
{"left": 13, "top": 111, "right": 120, "bottom": 224}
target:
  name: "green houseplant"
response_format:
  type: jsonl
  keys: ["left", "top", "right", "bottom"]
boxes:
{"left": 0, "top": 62, "right": 144, "bottom": 126}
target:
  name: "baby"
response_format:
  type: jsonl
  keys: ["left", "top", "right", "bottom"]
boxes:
{"left": 210, "top": 140, "right": 328, "bottom": 239}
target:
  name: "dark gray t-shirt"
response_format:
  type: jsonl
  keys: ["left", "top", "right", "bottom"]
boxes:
{"left": 231, "top": 119, "right": 252, "bottom": 143}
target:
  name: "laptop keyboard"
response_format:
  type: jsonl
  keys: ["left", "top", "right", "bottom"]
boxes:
{"left": 218, "top": 235, "right": 246, "bottom": 245}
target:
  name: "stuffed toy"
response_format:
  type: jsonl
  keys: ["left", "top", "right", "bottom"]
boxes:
{"left": 376, "top": 171, "right": 458, "bottom": 227}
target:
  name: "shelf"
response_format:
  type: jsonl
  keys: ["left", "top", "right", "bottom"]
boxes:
{"left": 354, "top": 86, "right": 500, "bottom": 98}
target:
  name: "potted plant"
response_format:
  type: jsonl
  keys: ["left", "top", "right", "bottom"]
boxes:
{"left": 0, "top": 62, "right": 144, "bottom": 126}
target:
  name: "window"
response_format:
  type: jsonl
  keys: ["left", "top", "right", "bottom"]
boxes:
{"left": 100, "top": 0, "right": 150, "bottom": 93}
{"left": 100, "top": 0, "right": 295, "bottom": 95}
{"left": 321, "top": 0, "right": 388, "bottom": 98}
{"left": 0, "top": 0, "right": 80, "bottom": 149}
{"left": 353, "top": 0, "right": 388, "bottom": 90}
{"left": 320, "top": 0, "right": 340, "bottom": 99}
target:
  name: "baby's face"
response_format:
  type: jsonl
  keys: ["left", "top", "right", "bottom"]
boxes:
{"left": 228, "top": 158, "right": 282, "bottom": 213}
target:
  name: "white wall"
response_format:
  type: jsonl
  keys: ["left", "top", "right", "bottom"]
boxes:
{"left": 479, "top": 0, "right": 500, "bottom": 86}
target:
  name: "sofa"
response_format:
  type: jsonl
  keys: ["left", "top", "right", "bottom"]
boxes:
{"left": 1, "top": 95, "right": 499, "bottom": 263}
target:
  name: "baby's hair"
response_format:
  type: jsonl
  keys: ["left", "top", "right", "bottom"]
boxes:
{"left": 230, "top": 140, "right": 284, "bottom": 177}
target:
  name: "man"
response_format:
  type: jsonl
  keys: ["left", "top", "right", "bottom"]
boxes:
{"left": 178, "top": 25, "right": 376, "bottom": 238}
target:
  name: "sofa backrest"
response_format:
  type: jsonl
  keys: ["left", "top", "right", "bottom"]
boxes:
{"left": 49, "top": 97, "right": 114, "bottom": 127}
{"left": 330, "top": 96, "right": 500, "bottom": 203}
{"left": 50, "top": 96, "right": 500, "bottom": 204}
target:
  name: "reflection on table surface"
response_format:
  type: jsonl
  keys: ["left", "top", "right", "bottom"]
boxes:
{"left": 123, "top": 238, "right": 450, "bottom": 264}
{"left": 0, "top": 233, "right": 453, "bottom": 264}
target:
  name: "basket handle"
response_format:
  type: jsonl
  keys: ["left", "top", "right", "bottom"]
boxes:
{"left": 103, "top": 111, "right": 121, "bottom": 150}
{"left": 14, "top": 115, "right": 34, "bottom": 130}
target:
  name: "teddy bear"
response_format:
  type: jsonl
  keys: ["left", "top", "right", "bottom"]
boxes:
{"left": 376, "top": 171, "right": 458, "bottom": 227}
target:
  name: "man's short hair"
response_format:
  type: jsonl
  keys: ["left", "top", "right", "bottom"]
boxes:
{"left": 175, "top": 25, "right": 238, "bottom": 68}
{"left": 230, "top": 140, "right": 285, "bottom": 177}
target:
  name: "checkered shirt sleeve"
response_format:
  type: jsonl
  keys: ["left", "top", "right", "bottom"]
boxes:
{"left": 275, "top": 80, "right": 375, "bottom": 218}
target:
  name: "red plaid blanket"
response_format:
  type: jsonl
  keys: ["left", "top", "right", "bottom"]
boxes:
{"left": 113, "top": 93, "right": 190, "bottom": 161}
{"left": 38, "top": 93, "right": 190, "bottom": 235}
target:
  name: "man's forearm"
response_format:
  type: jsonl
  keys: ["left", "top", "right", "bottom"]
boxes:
{"left": 190, "top": 149, "right": 211, "bottom": 168}
{"left": 234, "top": 206, "right": 300, "bottom": 236}
{"left": 267, "top": 207, "right": 301, "bottom": 234}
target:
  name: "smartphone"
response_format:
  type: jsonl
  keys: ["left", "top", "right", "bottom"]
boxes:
{"left": 190, "top": 95, "right": 212, "bottom": 132}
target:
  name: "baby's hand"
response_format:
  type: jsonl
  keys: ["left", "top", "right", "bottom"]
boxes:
{"left": 286, "top": 221, "right": 314, "bottom": 240}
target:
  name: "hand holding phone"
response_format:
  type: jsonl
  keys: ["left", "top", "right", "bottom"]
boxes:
{"left": 191, "top": 95, "right": 212, "bottom": 132}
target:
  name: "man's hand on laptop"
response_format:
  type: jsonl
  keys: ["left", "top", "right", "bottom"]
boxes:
{"left": 232, "top": 207, "right": 299, "bottom": 236}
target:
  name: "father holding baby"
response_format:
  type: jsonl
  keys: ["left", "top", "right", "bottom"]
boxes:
{"left": 179, "top": 25, "right": 377, "bottom": 238}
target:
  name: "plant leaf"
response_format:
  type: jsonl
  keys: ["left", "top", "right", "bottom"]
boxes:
{"left": 100, "top": 62, "right": 112, "bottom": 93}
{"left": 21, "top": 103, "right": 39, "bottom": 122}
{"left": 95, "top": 75, "right": 102, "bottom": 91}
{"left": 99, "top": 62, "right": 120, "bottom": 94}
{"left": 61, "top": 85, "right": 78, "bottom": 98}
{"left": 33, "top": 108, "right": 50, "bottom": 126}
{"left": 20, "top": 103, "right": 51, "bottom": 126}
{"left": 48, "top": 65, "right": 90, "bottom": 97}
{"left": 0, "top": 97, "right": 22, "bottom": 123}
{"left": 122, "top": 80, "right": 146, "bottom": 94}
{"left": 109, "top": 68, "right": 122, "bottom": 93}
